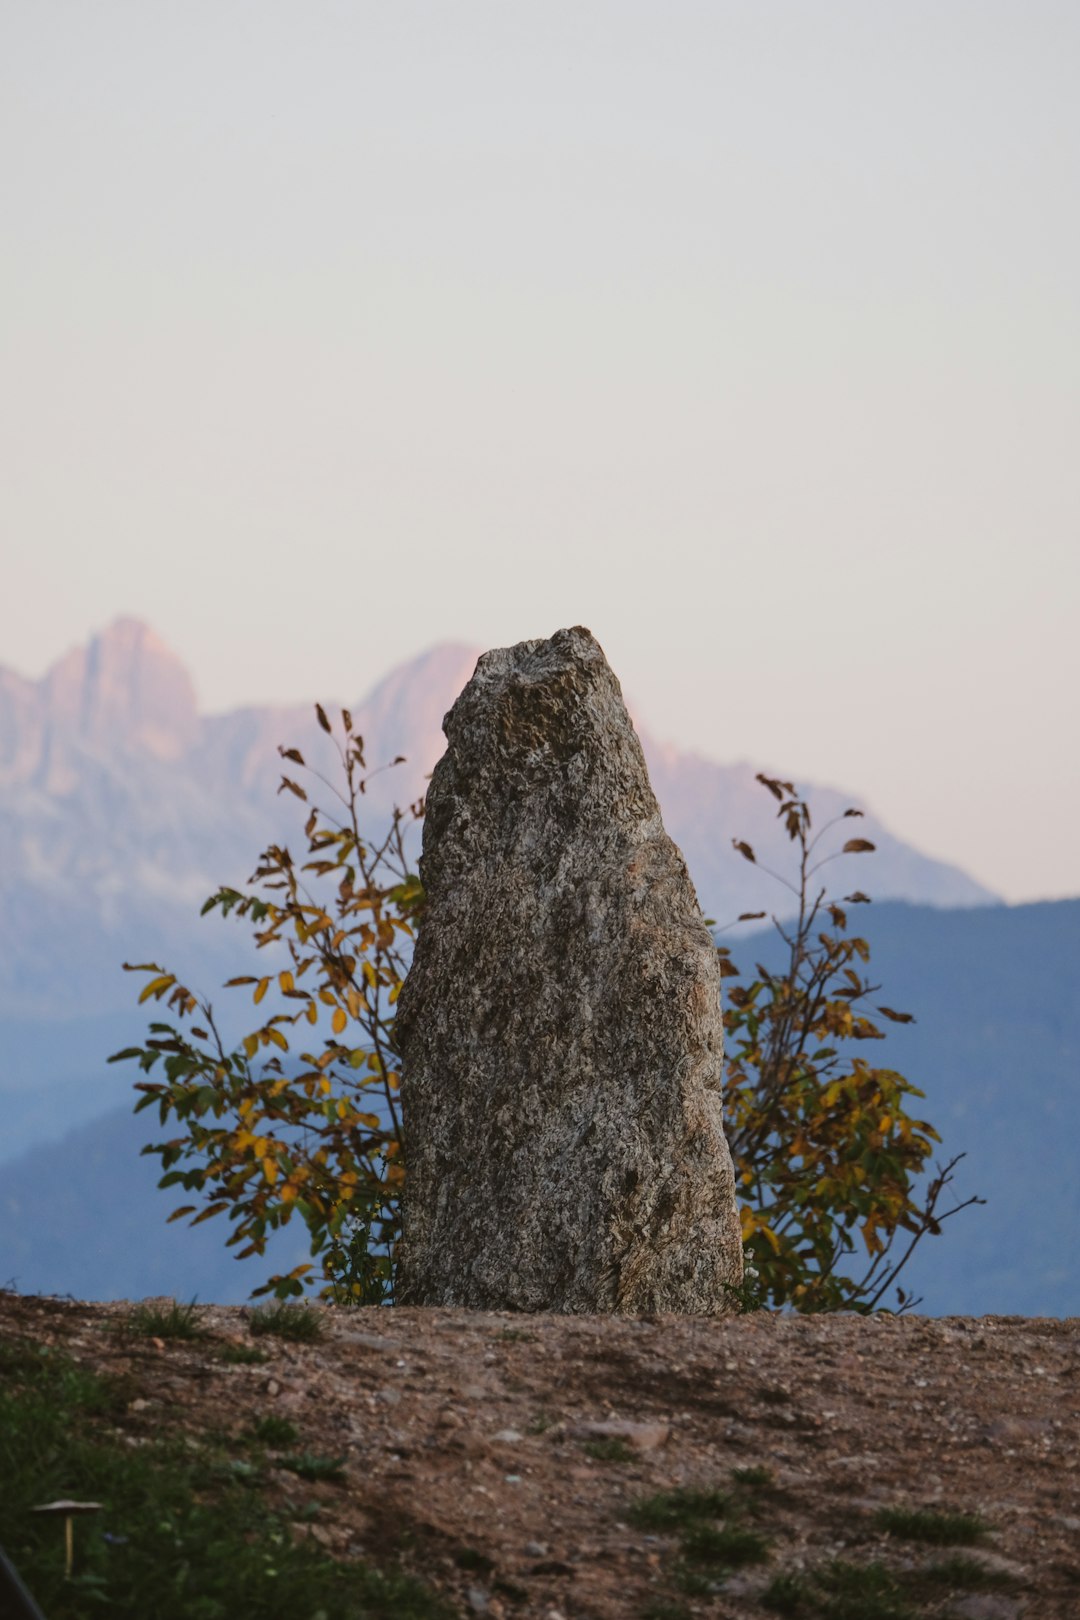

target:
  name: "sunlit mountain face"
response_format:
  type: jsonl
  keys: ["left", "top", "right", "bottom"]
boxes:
{"left": 0, "top": 618, "right": 994, "bottom": 1020}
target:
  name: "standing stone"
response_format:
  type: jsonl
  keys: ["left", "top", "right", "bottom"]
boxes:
{"left": 395, "top": 627, "right": 744, "bottom": 1314}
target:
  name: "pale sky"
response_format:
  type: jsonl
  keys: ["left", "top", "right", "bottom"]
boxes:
{"left": 2, "top": 1, "right": 1077, "bottom": 902}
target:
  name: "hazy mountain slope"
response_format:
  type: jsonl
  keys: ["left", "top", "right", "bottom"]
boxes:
{"left": 1, "top": 899, "right": 1074, "bottom": 1314}
{"left": 0, "top": 1102, "right": 309, "bottom": 1304}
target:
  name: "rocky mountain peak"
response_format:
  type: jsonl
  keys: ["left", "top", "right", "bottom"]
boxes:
{"left": 44, "top": 617, "right": 200, "bottom": 761}
{"left": 0, "top": 619, "right": 201, "bottom": 789}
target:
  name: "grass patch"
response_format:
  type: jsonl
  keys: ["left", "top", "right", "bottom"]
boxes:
{"left": 764, "top": 1561, "right": 913, "bottom": 1620}
{"left": 583, "top": 1437, "right": 636, "bottom": 1463}
{"left": 672, "top": 1562, "right": 719, "bottom": 1597}
{"left": 496, "top": 1327, "right": 536, "bottom": 1343}
{"left": 280, "top": 1451, "right": 347, "bottom": 1484}
{"left": 454, "top": 1547, "right": 495, "bottom": 1574}
{"left": 628, "top": 1487, "right": 730, "bottom": 1532}
{"left": 912, "top": 1555, "right": 1021, "bottom": 1594}
{"left": 247, "top": 1302, "right": 324, "bottom": 1342}
{"left": 875, "top": 1507, "right": 989, "bottom": 1546}
{"left": 245, "top": 1416, "right": 298, "bottom": 1448}
{"left": 641, "top": 1604, "right": 693, "bottom": 1620}
{"left": 681, "top": 1522, "right": 770, "bottom": 1568}
{"left": 218, "top": 1343, "right": 268, "bottom": 1366}
{"left": 732, "top": 1464, "right": 775, "bottom": 1489}
{"left": 762, "top": 1571, "right": 812, "bottom": 1614}
{"left": 126, "top": 1298, "right": 203, "bottom": 1340}
{"left": 0, "top": 1340, "right": 447, "bottom": 1619}
{"left": 527, "top": 1410, "right": 555, "bottom": 1435}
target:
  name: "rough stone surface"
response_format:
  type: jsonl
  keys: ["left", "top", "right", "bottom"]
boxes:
{"left": 396, "top": 626, "right": 744, "bottom": 1313}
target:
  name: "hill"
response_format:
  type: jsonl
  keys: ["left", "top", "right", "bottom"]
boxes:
{"left": 2, "top": 1292, "right": 1077, "bottom": 1618}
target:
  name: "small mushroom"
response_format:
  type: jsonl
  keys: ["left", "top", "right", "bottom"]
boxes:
{"left": 31, "top": 1500, "right": 102, "bottom": 1578}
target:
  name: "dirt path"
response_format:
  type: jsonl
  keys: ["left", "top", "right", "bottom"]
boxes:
{"left": 1, "top": 1294, "right": 1077, "bottom": 1618}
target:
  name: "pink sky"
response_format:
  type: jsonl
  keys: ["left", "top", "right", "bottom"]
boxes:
{"left": 2, "top": 3, "right": 1077, "bottom": 902}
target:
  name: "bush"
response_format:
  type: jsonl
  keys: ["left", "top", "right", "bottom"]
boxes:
{"left": 113, "top": 723, "right": 978, "bottom": 1309}
{"left": 112, "top": 707, "right": 419, "bottom": 1301}
{"left": 719, "top": 775, "right": 981, "bottom": 1312}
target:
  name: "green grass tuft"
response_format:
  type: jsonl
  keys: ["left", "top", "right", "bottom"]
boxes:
{"left": 280, "top": 1451, "right": 347, "bottom": 1483}
{"left": 680, "top": 1522, "right": 770, "bottom": 1568}
{"left": 732, "top": 1464, "right": 775, "bottom": 1489}
{"left": 454, "top": 1547, "right": 495, "bottom": 1573}
{"left": 627, "top": 1487, "right": 730, "bottom": 1531}
{"left": 764, "top": 1561, "right": 917, "bottom": 1620}
{"left": 218, "top": 1343, "right": 268, "bottom": 1366}
{"left": 244, "top": 1415, "right": 298, "bottom": 1448}
{"left": 915, "top": 1555, "right": 1021, "bottom": 1593}
{"left": 583, "top": 1437, "right": 636, "bottom": 1463}
{"left": 126, "top": 1298, "right": 203, "bottom": 1340}
{"left": 247, "top": 1302, "right": 324, "bottom": 1342}
{"left": 0, "top": 1339, "right": 448, "bottom": 1619}
{"left": 762, "top": 1571, "right": 812, "bottom": 1614}
{"left": 875, "top": 1507, "right": 989, "bottom": 1546}
{"left": 815, "top": 1560, "right": 914, "bottom": 1620}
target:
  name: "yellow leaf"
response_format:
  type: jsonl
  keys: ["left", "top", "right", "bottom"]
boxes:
{"left": 261, "top": 1157, "right": 278, "bottom": 1184}
{"left": 280, "top": 1183, "right": 298, "bottom": 1204}
{"left": 279, "top": 970, "right": 295, "bottom": 993}
{"left": 740, "top": 1206, "right": 757, "bottom": 1241}
{"left": 254, "top": 978, "right": 270, "bottom": 1005}
{"left": 332, "top": 1007, "right": 347, "bottom": 1035}
{"left": 306, "top": 1001, "right": 318, "bottom": 1025}
{"left": 319, "top": 1076, "right": 332, "bottom": 1094}
{"left": 759, "top": 1222, "right": 782, "bottom": 1255}
{"left": 242, "top": 1034, "right": 259, "bottom": 1059}
{"left": 267, "top": 1027, "right": 288, "bottom": 1051}
{"left": 138, "top": 974, "right": 175, "bottom": 1004}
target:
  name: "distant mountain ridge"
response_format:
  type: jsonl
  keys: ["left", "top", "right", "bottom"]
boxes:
{"left": 0, "top": 618, "right": 995, "bottom": 1021}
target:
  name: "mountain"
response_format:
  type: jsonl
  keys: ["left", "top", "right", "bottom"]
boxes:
{"left": 0, "top": 617, "right": 996, "bottom": 1174}
{"left": 0, "top": 1102, "right": 309, "bottom": 1304}
{"left": 1, "top": 898, "right": 1075, "bottom": 1314}
{"left": 0, "top": 618, "right": 992, "bottom": 1024}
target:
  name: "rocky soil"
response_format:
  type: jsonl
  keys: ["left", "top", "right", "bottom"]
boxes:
{"left": 1, "top": 1293, "right": 1077, "bottom": 1619}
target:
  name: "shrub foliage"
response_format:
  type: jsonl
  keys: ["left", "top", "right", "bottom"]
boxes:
{"left": 720, "top": 774, "right": 981, "bottom": 1312}
{"left": 113, "top": 717, "right": 978, "bottom": 1308}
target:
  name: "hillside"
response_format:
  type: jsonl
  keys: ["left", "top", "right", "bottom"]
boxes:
{"left": 1, "top": 899, "right": 1076, "bottom": 1316}
{"left": 1, "top": 1291, "right": 1077, "bottom": 1619}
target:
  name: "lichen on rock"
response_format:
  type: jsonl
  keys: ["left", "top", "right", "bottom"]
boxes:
{"left": 396, "top": 626, "right": 743, "bottom": 1313}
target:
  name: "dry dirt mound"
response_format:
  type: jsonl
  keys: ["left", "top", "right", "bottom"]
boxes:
{"left": 1, "top": 1294, "right": 1077, "bottom": 1618}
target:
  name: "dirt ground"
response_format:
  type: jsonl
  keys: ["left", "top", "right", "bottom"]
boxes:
{"left": 1, "top": 1292, "right": 1077, "bottom": 1619}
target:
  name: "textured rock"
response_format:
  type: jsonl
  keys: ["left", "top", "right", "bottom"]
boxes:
{"left": 396, "top": 626, "right": 743, "bottom": 1313}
